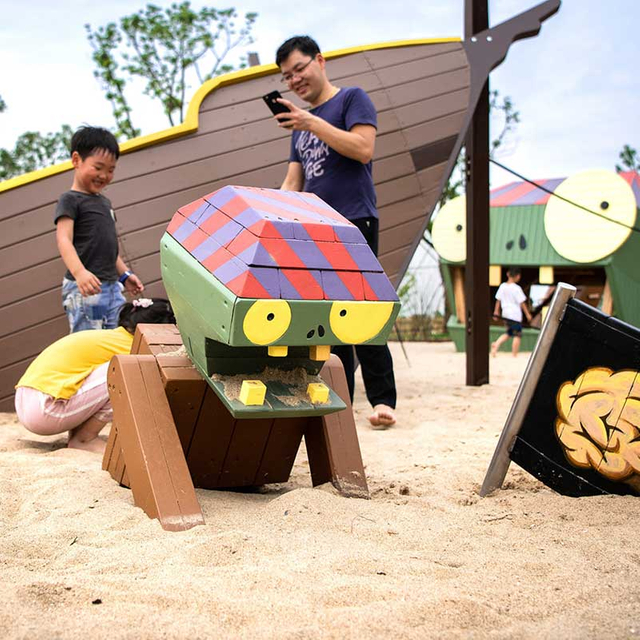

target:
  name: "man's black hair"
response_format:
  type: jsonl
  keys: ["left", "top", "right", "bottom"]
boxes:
{"left": 276, "top": 36, "right": 321, "bottom": 67}
{"left": 507, "top": 266, "right": 522, "bottom": 278}
{"left": 70, "top": 126, "right": 120, "bottom": 160}
{"left": 118, "top": 298, "right": 175, "bottom": 334}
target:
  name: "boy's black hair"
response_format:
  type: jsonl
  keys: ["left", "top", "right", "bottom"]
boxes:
{"left": 70, "top": 126, "right": 120, "bottom": 160}
{"left": 118, "top": 298, "right": 175, "bottom": 334}
{"left": 276, "top": 36, "right": 321, "bottom": 67}
{"left": 507, "top": 266, "right": 522, "bottom": 278}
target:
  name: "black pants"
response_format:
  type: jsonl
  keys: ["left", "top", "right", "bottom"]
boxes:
{"left": 332, "top": 217, "right": 397, "bottom": 409}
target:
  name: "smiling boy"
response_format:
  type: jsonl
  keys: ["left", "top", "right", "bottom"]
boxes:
{"left": 55, "top": 126, "right": 143, "bottom": 333}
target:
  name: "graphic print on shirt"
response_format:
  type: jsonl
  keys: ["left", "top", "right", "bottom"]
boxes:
{"left": 295, "top": 131, "right": 330, "bottom": 180}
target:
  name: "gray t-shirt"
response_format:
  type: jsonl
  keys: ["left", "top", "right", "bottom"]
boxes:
{"left": 54, "top": 190, "right": 119, "bottom": 282}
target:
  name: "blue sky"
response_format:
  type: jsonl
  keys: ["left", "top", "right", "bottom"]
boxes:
{"left": 0, "top": 0, "right": 638, "bottom": 187}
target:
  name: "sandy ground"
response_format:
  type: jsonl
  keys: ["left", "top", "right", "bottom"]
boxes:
{"left": 2, "top": 341, "right": 640, "bottom": 639}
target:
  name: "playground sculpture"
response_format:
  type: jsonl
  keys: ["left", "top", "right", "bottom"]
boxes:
{"left": 103, "top": 186, "right": 400, "bottom": 530}
{"left": 482, "top": 283, "right": 640, "bottom": 498}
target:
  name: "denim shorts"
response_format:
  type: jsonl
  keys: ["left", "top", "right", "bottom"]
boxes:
{"left": 505, "top": 319, "right": 523, "bottom": 337}
{"left": 62, "top": 277, "right": 126, "bottom": 333}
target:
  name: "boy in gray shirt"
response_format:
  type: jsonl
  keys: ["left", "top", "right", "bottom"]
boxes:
{"left": 54, "top": 126, "right": 143, "bottom": 332}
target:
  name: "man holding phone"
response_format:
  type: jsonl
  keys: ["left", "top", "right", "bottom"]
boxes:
{"left": 272, "top": 35, "right": 397, "bottom": 429}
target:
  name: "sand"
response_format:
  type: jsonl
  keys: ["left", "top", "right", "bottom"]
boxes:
{"left": 2, "top": 341, "right": 640, "bottom": 639}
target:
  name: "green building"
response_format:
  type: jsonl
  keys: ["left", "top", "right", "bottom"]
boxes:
{"left": 432, "top": 170, "right": 640, "bottom": 352}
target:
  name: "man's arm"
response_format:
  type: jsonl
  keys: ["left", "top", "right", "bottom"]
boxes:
{"left": 115, "top": 255, "right": 144, "bottom": 295}
{"left": 275, "top": 100, "right": 375, "bottom": 164}
{"left": 55, "top": 217, "right": 102, "bottom": 296}
{"left": 281, "top": 161, "right": 304, "bottom": 191}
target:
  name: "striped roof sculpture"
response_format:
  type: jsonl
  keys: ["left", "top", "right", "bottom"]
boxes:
{"left": 165, "top": 185, "right": 398, "bottom": 302}
{"left": 489, "top": 171, "right": 640, "bottom": 208}
{"left": 160, "top": 186, "right": 400, "bottom": 418}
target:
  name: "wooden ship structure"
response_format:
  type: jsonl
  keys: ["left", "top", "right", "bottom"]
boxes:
{"left": 0, "top": 1, "right": 560, "bottom": 409}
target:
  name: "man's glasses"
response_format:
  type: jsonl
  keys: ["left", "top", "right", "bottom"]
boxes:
{"left": 280, "top": 58, "right": 314, "bottom": 84}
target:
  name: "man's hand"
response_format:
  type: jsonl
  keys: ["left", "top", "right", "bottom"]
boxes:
{"left": 274, "top": 99, "right": 317, "bottom": 131}
{"left": 76, "top": 269, "right": 102, "bottom": 296}
{"left": 124, "top": 274, "right": 144, "bottom": 295}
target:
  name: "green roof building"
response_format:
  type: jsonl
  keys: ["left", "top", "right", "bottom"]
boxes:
{"left": 432, "top": 170, "right": 640, "bottom": 352}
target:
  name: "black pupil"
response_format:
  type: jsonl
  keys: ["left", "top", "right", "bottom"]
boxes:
{"left": 267, "top": 313, "right": 275, "bottom": 321}
{"left": 600, "top": 201, "right": 610, "bottom": 210}
{"left": 339, "top": 309, "right": 347, "bottom": 317}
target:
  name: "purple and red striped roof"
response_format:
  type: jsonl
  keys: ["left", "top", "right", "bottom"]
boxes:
{"left": 490, "top": 171, "right": 640, "bottom": 208}
{"left": 167, "top": 186, "right": 398, "bottom": 302}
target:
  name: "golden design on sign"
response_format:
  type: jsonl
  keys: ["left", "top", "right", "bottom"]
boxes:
{"left": 555, "top": 367, "right": 640, "bottom": 486}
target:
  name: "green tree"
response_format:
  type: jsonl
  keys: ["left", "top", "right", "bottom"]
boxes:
{"left": 0, "top": 126, "right": 74, "bottom": 181}
{"left": 616, "top": 144, "right": 640, "bottom": 173}
{"left": 0, "top": 95, "right": 6, "bottom": 113}
{"left": 86, "top": 2, "right": 258, "bottom": 140}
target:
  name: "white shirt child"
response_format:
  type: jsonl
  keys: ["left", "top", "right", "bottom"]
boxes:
{"left": 495, "top": 282, "right": 527, "bottom": 322}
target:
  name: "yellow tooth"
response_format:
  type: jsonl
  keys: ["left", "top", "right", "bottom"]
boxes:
{"left": 310, "top": 345, "right": 331, "bottom": 361}
{"left": 307, "top": 383, "right": 330, "bottom": 404}
{"left": 268, "top": 345, "right": 288, "bottom": 357}
{"left": 239, "top": 380, "right": 267, "bottom": 406}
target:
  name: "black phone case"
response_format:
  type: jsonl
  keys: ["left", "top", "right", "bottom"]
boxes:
{"left": 263, "top": 91, "right": 291, "bottom": 116}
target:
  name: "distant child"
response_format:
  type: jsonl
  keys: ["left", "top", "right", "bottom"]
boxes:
{"left": 491, "top": 267, "right": 532, "bottom": 357}
{"left": 15, "top": 298, "right": 175, "bottom": 453}
{"left": 55, "top": 126, "right": 144, "bottom": 333}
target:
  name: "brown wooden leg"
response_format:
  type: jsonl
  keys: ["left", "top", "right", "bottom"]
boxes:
{"left": 108, "top": 355, "right": 205, "bottom": 531}
{"left": 102, "top": 423, "right": 119, "bottom": 476}
{"left": 112, "top": 442, "right": 128, "bottom": 487}
{"left": 102, "top": 424, "right": 129, "bottom": 487}
{"left": 304, "top": 355, "right": 369, "bottom": 498}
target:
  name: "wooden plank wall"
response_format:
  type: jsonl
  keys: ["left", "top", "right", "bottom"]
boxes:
{"left": 0, "top": 42, "right": 469, "bottom": 411}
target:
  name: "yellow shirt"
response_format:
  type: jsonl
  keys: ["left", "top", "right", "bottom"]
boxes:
{"left": 17, "top": 327, "right": 134, "bottom": 400}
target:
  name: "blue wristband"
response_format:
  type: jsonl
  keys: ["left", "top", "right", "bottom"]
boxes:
{"left": 118, "top": 270, "right": 132, "bottom": 284}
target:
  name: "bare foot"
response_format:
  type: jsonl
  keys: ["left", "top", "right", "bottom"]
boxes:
{"left": 67, "top": 416, "right": 108, "bottom": 454}
{"left": 368, "top": 404, "right": 396, "bottom": 430}
{"left": 67, "top": 435, "right": 106, "bottom": 454}
{"left": 491, "top": 342, "right": 498, "bottom": 357}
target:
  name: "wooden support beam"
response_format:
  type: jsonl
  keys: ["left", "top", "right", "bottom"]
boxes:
{"left": 108, "top": 355, "right": 205, "bottom": 531}
{"left": 305, "top": 355, "right": 369, "bottom": 498}
{"left": 464, "top": 0, "right": 491, "bottom": 386}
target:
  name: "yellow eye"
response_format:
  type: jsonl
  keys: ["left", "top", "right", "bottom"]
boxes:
{"left": 431, "top": 194, "right": 466, "bottom": 263}
{"left": 544, "top": 170, "right": 637, "bottom": 263}
{"left": 329, "top": 301, "right": 394, "bottom": 344}
{"left": 243, "top": 300, "right": 292, "bottom": 345}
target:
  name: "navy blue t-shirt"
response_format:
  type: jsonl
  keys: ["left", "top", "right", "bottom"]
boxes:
{"left": 289, "top": 87, "right": 378, "bottom": 221}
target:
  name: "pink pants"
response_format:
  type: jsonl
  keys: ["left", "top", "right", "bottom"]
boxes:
{"left": 15, "top": 363, "right": 112, "bottom": 435}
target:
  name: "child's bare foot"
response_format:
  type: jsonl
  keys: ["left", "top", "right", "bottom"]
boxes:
{"left": 491, "top": 342, "right": 498, "bottom": 357}
{"left": 68, "top": 416, "right": 108, "bottom": 453}
{"left": 67, "top": 435, "right": 106, "bottom": 454}
{"left": 369, "top": 404, "right": 396, "bottom": 429}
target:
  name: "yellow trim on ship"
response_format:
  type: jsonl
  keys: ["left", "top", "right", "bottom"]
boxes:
{"left": 0, "top": 37, "right": 461, "bottom": 194}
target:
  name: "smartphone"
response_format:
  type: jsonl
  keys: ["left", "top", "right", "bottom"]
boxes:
{"left": 263, "top": 90, "right": 291, "bottom": 116}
